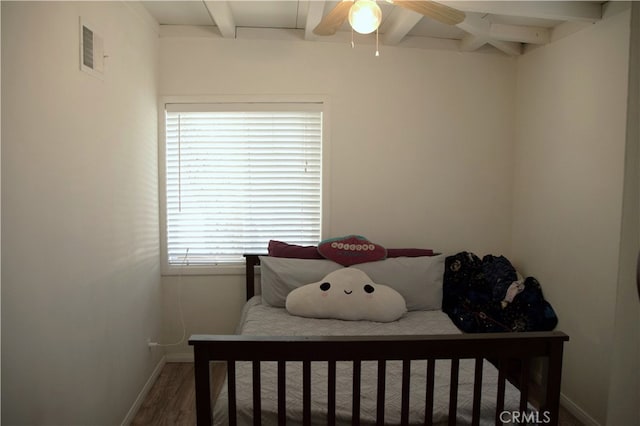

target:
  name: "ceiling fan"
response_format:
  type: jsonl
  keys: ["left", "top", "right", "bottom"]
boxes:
{"left": 313, "top": 0, "right": 466, "bottom": 36}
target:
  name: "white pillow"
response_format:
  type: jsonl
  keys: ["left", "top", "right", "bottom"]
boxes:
{"left": 260, "top": 256, "right": 343, "bottom": 307}
{"left": 351, "top": 255, "right": 445, "bottom": 311}
{"left": 286, "top": 268, "right": 407, "bottom": 322}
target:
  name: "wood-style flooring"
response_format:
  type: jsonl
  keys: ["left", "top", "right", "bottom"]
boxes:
{"left": 132, "top": 362, "right": 584, "bottom": 425}
{"left": 131, "top": 362, "right": 196, "bottom": 426}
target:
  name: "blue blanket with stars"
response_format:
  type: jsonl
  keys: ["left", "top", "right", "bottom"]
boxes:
{"left": 442, "top": 251, "right": 558, "bottom": 333}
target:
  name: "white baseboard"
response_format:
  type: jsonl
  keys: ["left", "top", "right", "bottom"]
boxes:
{"left": 561, "top": 393, "right": 600, "bottom": 426}
{"left": 165, "top": 351, "right": 194, "bottom": 362}
{"left": 121, "top": 355, "right": 167, "bottom": 426}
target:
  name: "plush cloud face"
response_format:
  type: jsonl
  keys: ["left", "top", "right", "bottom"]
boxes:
{"left": 285, "top": 268, "right": 407, "bottom": 322}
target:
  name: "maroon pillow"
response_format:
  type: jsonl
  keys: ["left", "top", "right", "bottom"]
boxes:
{"left": 269, "top": 240, "right": 436, "bottom": 261}
{"left": 387, "top": 248, "right": 435, "bottom": 257}
{"left": 268, "top": 240, "right": 323, "bottom": 259}
{"left": 317, "top": 235, "right": 387, "bottom": 266}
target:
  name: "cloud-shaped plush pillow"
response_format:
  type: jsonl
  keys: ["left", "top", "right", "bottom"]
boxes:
{"left": 285, "top": 268, "right": 407, "bottom": 322}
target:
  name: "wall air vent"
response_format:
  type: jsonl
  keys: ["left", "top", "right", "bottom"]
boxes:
{"left": 80, "top": 18, "right": 104, "bottom": 79}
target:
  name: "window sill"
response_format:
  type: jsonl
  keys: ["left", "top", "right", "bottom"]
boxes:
{"left": 161, "top": 264, "right": 246, "bottom": 276}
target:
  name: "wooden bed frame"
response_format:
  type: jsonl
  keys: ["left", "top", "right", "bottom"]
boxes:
{"left": 189, "top": 254, "right": 569, "bottom": 426}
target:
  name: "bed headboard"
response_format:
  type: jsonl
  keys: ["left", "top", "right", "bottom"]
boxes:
{"left": 243, "top": 254, "right": 263, "bottom": 301}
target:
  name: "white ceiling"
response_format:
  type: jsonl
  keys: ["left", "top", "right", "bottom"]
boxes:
{"left": 141, "top": 1, "right": 605, "bottom": 55}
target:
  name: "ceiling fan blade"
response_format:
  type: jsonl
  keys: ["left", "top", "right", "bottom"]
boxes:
{"left": 392, "top": 0, "right": 465, "bottom": 26}
{"left": 313, "top": 0, "right": 354, "bottom": 36}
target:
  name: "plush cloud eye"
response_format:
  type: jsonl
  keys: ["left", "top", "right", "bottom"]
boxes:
{"left": 320, "top": 282, "right": 331, "bottom": 291}
{"left": 364, "top": 284, "right": 375, "bottom": 294}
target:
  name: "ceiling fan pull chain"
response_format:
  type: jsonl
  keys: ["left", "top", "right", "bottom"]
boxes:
{"left": 375, "top": 27, "right": 380, "bottom": 57}
{"left": 351, "top": 27, "right": 355, "bottom": 48}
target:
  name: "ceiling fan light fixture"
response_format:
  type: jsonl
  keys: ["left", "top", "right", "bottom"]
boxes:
{"left": 348, "top": 0, "right": 382, "bottom": 35}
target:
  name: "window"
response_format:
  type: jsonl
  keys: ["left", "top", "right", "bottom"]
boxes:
{"left": 161, "top": 102, "right": 324, "bottom": 272}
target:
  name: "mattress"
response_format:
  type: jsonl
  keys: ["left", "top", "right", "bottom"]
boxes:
{"left": 213, "top": 296, "right": 525, "bottom": 425}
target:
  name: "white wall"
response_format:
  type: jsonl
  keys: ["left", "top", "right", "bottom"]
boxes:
{"left": 511, "top": 6, "right": 631, "bottom": 425}
{"left": 0, "top": 2, "right": 2, "bottom": 419}
{"left": 606, "top": 4, "right": 640, "bottom": 425}
{"left": 1, "top": 3, "right": 3, "bottom": 422}
{"left": 1, "top": 2, "right": 162, "bottom": 424}
{"left": 159, "top": 29, "right": 517, "bottom": 355}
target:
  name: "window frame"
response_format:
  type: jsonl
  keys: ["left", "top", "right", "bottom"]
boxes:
{"left": 158, "top": 95, "right": 331, "bottom": 276}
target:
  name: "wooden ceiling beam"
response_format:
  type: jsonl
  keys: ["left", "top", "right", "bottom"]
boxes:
{"left": 456, "top": 13, "right": 490, "bottom": 38}
{"left": 490, "top": 23, "right": 549, "bottom": 45}
{"left": 488, "top": 39, "right": 523, "bottom": 56}
{"left": 381, "top": 7, "right": 424, "bottom": 45}
{"left": 305, "top": 0, "right": 326, "bottom": 40}
{"left": 457, "top": 14, "right": 524, "bottom": 55}
{"left": 203, "top": 0, "right": 236, "bottom": 38}
{"left": 459, "top": 34, "right": 488, "bottom": 52}
{"left": 439, "top": 1, "right": 601, "bottom": 23}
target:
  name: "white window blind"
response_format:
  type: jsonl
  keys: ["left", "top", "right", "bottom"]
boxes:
{"left": 164, "top": 104, "right": 323, "bottom": 267}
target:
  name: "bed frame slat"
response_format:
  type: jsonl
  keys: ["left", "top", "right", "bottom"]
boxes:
{"left": 519, "top": 358, "right": 530, "bottom": 412}
{"left": 278, "top": 361, "right": 286, "bottom": 426}
{"left": 328, "top": 360, "right": 337, "bottom": 426}
{"left": 376, "top": 361, "right": 386, "bottom": 425}
{"left": 303, "top": 361, "right": 311, "bottom": 426}
{"left": 495, "top": 360, "right": 506, "bottom": 425}
{"left": 250, "top": 361, "right": 260, "bottom": 425}
{"left": 471, "top": 357, "right": 483, "bottom": 426}
{"left": 424, "top": 359, "right": 435, "bottom": 426}
{"left": 401, "top": 360, "right": 411, "bottom": 425}
{"left": 228, "top": 360, "right": 237, "bottom": 426}
{"left": 352, "top": 360, "right": 361, "bottom": 426}
{"left": 448, "top": 358, "right": 459, "bottom": 426}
